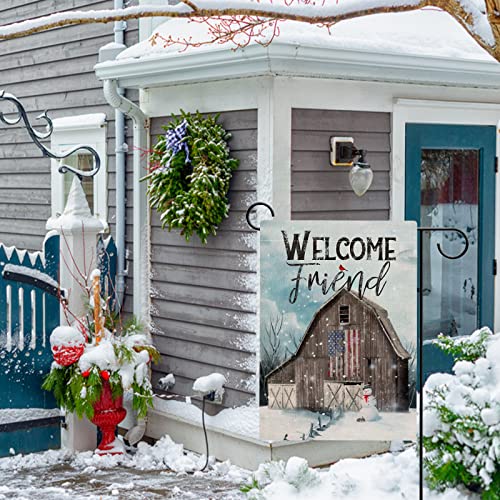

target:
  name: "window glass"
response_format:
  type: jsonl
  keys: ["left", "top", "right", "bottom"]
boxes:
{"left": 339, "top": 305, "right": 350, "bottom": 324}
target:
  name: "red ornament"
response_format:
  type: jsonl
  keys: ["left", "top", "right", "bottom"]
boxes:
{"left": 81, "top": 370, "right": 90, "bottom": 378}
{"left": 101, "top": 370, "right": 110, "bottom": 381}
{"left": 52, "top": 344, "right": 85, "bottom": 367}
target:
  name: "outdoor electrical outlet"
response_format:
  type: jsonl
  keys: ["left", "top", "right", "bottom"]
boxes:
{"left": 205, "top": 391, "right": 224, "bottom": 405}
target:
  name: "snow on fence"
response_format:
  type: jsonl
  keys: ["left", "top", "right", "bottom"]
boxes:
{"left": 0, "top": 231, "right": 118, "bottom": 457}
{"left": 0, "top": 232, "right": 62, "bottom": 457}
{"left": 0, "top": 233, "right": 60, "bottom": 355}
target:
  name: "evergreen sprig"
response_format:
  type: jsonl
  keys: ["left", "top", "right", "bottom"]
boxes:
{"left": 145, "top": 110, "right": 239, "bottom": 244}
{"left": 433, "top": 327, "right": 492, "bottom": 362}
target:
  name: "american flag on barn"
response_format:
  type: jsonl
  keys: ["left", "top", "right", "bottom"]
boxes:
{"left": 327, "top": 329, "right": 360, "bottom": 380}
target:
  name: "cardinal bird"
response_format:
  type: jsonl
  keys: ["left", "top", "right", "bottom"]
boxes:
{"left": 339, "top": 264, "right": 348, "bottom": 271}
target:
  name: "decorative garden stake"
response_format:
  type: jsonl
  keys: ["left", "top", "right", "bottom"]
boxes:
{"left": 92, "top": 270, "right": 103, "bottom": 346}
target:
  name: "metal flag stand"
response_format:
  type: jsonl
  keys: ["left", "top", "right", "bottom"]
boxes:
{"left": 416, "top": 227, "right": 469, "bottom": 500}
{"left": 245, "top": 202, "right": 471, "bottom": 499}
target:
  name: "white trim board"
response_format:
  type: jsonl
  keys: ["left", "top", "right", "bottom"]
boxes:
{"left": 95, "top": 42, "right": 500, "bottom": 90}
{"left": 50, "top": 119, "right": 108, "bottom": 227}
{"left": 142, "top": 408, "right": 390, "bottom": 470}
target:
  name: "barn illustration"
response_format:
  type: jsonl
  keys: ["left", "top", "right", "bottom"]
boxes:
{"left": 266, "top": 289, "right": 411, "bottom": 413}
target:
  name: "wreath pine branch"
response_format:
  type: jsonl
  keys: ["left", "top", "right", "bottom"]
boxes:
{"left": 145, "top": 111, "right": 239, "bottom": 244}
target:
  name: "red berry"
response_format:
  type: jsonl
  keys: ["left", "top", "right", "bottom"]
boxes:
{"left": 100, "top": 370, "right": 110, "bottom": 381}
{"left": 81, "top": 370, "right": 90, "bottom": 378}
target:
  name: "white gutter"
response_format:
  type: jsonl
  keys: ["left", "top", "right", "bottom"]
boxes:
{"left": 95, "top": 42, "right": 500, "bottom": 90}
{"left": 102, "top": 79, "right": 149, "bottom": 321}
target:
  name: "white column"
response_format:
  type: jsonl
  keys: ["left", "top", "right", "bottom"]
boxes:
{"left": 46, "top": 177, "right": 105, "bottom": 452}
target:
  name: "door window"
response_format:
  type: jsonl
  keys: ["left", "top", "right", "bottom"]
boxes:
{"left": 420, "top": 149, "right": 479, "bottom": 340}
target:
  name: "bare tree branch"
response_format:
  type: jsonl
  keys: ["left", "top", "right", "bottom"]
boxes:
{"left": 0, "top": 1, "right": 499, "bottom": 61}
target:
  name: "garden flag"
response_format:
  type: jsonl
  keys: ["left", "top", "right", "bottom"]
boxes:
{"left": 260, "top": 220, "right": 417, "bottom": 442}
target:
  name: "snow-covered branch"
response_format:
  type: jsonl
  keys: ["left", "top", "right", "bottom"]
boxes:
{"left": 1, "top": 1, "right": 500, "bottom": 61}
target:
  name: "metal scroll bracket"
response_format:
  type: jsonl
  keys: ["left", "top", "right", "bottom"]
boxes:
{"left": 0, "top": 90, "right": 101, "bottom": 180}
{"left": 245, "top": 202, "right": 275, "bottom": 231}
{"left": 417, "top": 226, "right": 469, "bottom": 500}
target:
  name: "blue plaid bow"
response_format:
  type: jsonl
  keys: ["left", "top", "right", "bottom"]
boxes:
{"left": 163, "top": 119, "right": 190, "bottom": 170}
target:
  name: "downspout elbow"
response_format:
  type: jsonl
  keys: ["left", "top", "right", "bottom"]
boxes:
{"left": 103, "top": 79, "right": 147, "bottom": 126}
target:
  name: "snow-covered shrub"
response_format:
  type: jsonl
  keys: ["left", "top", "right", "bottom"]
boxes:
{"left": 242, "top": 456, "right": 321, "bottom": 498}
{"left": 423, "top": 327, "right": 500, "bottom": 498}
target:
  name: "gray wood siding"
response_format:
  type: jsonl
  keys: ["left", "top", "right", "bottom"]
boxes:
{"left": 0, "top": 1, "right": 138, "bottom": 313}
{"left": 291, "top": 109, "right": 391, "bottom": 220}
{"left": 150, "top": 110, "right": 258, "bottom": 411}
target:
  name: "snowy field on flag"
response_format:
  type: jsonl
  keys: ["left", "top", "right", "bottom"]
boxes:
{"left": 259, "top": 407, "right": 417, "bottom": 441}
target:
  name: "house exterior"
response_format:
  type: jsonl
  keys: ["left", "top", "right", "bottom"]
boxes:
{"left": 266, "top": 289, "right": 410, "bottom": 412}
{"left": 95, "top": 7, "right": 500, "bottom": 423}
{"left": 0, "top": 0, "right": 138, "bottom": 318}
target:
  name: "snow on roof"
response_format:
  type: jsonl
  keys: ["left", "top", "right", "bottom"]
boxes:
{"left": 117, "top": 8, "right": 494, "bottom": 63}
{"left": 52, "top": 113, "right": 106, "bottom": 131}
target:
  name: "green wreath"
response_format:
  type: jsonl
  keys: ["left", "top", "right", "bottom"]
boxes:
{"left": 144, "top": 111, "right": 239, "bottom": 244}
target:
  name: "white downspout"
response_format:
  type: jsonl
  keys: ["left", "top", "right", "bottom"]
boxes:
{"left": 113, "top": 0, "right": 127, "bottom": 309}
{"left": 103, "top": 78, "right": 150, "bottom": 446}
{"left": 103, "top": 79, "right": 149, "bottom": 322}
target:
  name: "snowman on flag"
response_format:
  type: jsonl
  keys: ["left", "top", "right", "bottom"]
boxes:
{"left": 357, "top": 385, "right": 381, "bottom": 422}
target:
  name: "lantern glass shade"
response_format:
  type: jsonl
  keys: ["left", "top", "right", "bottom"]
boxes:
{"left": 349, "top": 164, "right": 373, "bottom": 197}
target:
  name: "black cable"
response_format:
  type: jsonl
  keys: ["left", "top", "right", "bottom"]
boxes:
{"left": 151, "top": 390, "right": 211, "bottom": 472}
{"left": 200, "top": 395, "right": 210, "bottom": 472}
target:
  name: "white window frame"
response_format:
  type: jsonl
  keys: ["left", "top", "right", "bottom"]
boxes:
{"left": 50, "top": 114, "right": 108, "bottom": 227}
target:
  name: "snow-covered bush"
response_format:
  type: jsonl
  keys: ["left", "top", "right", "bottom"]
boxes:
{"left": 242, "top": 456, "right": 321, "bottom": 498}
{"left": 423, "top": 327, "right": 500, "bottom": 498}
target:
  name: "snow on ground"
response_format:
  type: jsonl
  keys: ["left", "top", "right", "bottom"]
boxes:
{"left": 248, "top": 447, "right": 473, "bottom": 499}
{"left": 259, "top": 407, "right": 416, "bottom": 441}
{"left": 0, "top": 441, "right": 473, "bottom": 499}
{"left": 0, "top": 435, "right": 248, "bottom": 499}
{"left": 117, "top": 9, "right": 494, "bottom": 62}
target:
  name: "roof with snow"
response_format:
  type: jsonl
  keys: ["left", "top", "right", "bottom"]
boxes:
{"left": 267, "top": 288, "right": 411, "bottom": 381}
{"left": 95, "top": 9, "right": 500, "bottom": 89}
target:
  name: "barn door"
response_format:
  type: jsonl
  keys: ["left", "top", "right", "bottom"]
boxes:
{"left": 324, "top": 382, "right": 363, "bottom": 412}
{"left": 268, "top": 384, "right": 297, "bottom": 409}
{"left": 324, "top": 382, "right": 344, "bottom": 410}
{"left": 405, "top": 124, "right": 496, "bottom": 381}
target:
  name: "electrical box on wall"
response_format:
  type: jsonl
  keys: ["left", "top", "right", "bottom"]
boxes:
{"left": 330, "top": 136, "right": 355, "bottom": 166}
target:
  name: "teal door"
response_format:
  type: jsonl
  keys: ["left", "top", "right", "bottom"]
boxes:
{"left": 405, "top": 124, "right": 496, "bottom": 380}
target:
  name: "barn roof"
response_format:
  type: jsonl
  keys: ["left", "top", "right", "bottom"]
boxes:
{"left": 267, "top": 289, "right": 411, "bottom": 380}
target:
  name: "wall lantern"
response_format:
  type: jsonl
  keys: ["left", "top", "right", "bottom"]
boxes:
{"left": 330, "top": 137, "right": 373, "bottom": 197}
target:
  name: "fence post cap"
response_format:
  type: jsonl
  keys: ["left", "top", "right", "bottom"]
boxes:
{"left": 46, "top": 177, "right": 104, "bottom": 234}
